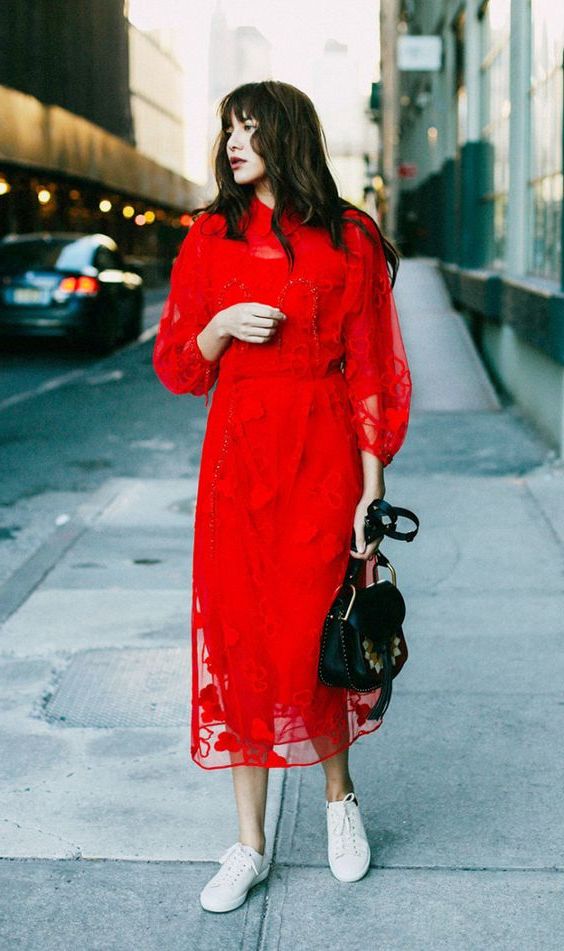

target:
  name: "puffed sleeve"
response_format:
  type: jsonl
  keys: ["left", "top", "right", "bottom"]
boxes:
{"left": 152, "top": 215, "right": 220, "bottom": 405}
{"left": 342, "top": 212, "right": 412, "bottom": 466}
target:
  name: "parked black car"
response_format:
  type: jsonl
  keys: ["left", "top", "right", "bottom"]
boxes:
{"left": 0, "top": 232, "right": 144, "bottom": 353}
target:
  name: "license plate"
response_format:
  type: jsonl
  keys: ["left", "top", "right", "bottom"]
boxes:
{"left": 9, "top": 287, "right": 51, "bottom": 305}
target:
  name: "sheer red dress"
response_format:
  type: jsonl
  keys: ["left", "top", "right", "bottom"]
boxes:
{"left": 153, "top": 193, "right": 411, "bottom": 769}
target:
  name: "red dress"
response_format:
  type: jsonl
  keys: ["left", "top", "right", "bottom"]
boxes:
{"left": 153, "top": 193, "right": 411, "bottom": 769}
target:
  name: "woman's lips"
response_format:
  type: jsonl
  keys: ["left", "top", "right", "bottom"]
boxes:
{"left": 230, "top": 159, "right": 246, "bottom": 168}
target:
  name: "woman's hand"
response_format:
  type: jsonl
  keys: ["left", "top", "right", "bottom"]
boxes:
{"left": 349, "top": 492, "right": 385, "bottom": 561}
{"left": 215, "top": 302, "right": 287, "bottom": 344}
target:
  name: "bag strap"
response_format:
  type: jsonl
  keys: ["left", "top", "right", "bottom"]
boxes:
{"left": 364, "top": 498, "right": 419, "bottom": 543}
{"left": 342, "top": 547, "right": 391, "bottom": 585}
{"left": 366, "top": 649, "right": 394, "bottom": 721}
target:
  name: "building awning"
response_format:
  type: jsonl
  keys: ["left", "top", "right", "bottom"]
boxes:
{"left": 0, "top": 85, "right": 207, "bottom": 210}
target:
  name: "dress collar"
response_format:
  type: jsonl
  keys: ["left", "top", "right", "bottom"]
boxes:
{"left": 248, "top": 193, "right": 303, "bottom": 236}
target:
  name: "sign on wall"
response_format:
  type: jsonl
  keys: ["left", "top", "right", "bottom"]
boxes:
{"left": 398, "top": 163, "right": 418, "bottom": 179}
{"left": 397, "top": 36, "right": 442, "bottom": 71}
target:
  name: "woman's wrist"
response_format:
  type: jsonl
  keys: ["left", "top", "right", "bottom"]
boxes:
{"left": 211, "top": 309, "right": 233, "bottom": 341}
{"left": 359, "top": 484, "right": 385, "bottom": 503}
{"left": 359, "top": 451, "right": 385, "bottom": 502}
{"left": 196, "top": 312, "right": 232, "bottom": 362}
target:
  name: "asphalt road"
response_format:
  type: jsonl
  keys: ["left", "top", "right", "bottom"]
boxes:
{"left": 0, "top": 286, "right": 169, "bottom": 407}
{"left": 0, "top": 286, "right": 209, "bottom": 585}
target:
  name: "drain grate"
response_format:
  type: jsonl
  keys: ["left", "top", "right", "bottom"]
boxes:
{"left": 43, "top": 647, "right": 189, "bottom": 728}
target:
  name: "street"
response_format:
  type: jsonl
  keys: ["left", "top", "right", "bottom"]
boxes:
{"left": 1, "top": 261, "right": 562, "bottom": 949}
{"left": 0, "top": 288, "right": 203, "bottom": 587}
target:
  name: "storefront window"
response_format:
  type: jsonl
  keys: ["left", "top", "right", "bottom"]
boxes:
{"left": 454, "top": 11, "right": 467, "bottom": 148}
{"left": 529, "top": 1, "right": 564, "bottom": 282}
{"left": 479, "top": 0, "right": 511, "bottom": 268}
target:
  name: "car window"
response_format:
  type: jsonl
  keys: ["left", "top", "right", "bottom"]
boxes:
{"left": 0, "top": 238, "right": 91, "bottom": 271}
{"left": 94, "top": 247, "right": 122, "bottom": 271}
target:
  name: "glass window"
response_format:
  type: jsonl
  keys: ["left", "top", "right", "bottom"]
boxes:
{"left": 479, "top": 0, "right": 511, "bottom": 268}
{"left": 0, "top": 238, "right": 92, "bottom": 272}
{"left": 94, "top": 246, "right": 122, "bottom": 271}
{"left": 529, "top": 1, "right": 564, "bottom": 281}
{"left": 454, "top": 11, "right": 467, "bottom": 149}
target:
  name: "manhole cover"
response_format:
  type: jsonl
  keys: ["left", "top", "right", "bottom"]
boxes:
{"left": 43, "top": 647, "right": 189, "bottom": 727}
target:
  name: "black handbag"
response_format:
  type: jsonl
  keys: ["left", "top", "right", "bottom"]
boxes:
{"left": 318, "top": 499, "right": 419, "bottom": 723}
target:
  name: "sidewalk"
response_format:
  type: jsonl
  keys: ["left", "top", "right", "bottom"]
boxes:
{"left": 1, "top": 259, "right": 562, "bottom": 950}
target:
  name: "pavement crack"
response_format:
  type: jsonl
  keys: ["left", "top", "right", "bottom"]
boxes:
{"left": 0, "top": 816, "right": 82, "bottom": 858}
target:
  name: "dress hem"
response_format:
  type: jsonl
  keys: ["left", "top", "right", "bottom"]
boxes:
{"left": 190, "top": 717, "right": 384, "bottom": 770}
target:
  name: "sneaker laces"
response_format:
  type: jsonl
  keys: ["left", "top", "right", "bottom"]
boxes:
{"left": 212, "top": 842, "right": 260, "bottom": 886}
{"left": 327, "top": 796, "right": 365, "bottom": 859}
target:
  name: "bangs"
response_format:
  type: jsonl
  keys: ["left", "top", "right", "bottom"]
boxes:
{"left": 219, "top": 87, "right": 260, "bottom": 129}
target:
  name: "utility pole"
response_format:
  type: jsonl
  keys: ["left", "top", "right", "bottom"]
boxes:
{"left": 380, "top": 0, "right": 400, "bottom": 239}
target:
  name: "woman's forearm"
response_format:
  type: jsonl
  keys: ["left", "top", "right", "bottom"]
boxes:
{"left": 196, "top": 311, "right": 232, "bottom": 362}
{"left": 360, "top": 450, "right": 385, "bottom": 499}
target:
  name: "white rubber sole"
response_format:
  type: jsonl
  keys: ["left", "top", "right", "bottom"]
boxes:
{"left": 199, "top": 861, "right": 271, "bottom": 913}
{"left": 328, "top": 850, "right": 371, "bottom": 883}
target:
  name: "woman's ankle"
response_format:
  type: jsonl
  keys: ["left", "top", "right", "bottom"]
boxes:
{"left": 240, "top": 833, "right": 266, "bottom": 855}
{"left": 325, "top": 781, "right": 355, "bottom": 802}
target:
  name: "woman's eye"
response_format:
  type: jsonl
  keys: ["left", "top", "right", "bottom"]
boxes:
{"left": 223, "top": 123, "right": 255, "bottom": 135}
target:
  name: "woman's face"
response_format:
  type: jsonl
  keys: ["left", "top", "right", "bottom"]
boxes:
{"left": 225, "top": 109, "right": 267, "bottom": 187}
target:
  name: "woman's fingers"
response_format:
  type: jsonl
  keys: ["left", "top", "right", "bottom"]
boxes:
{"left": 246, "top": 304, "right": 286, "bottom": 321}
{"left": 349, "top": 519, "right": 366, "bottom": 557}
{"left": 242, "top": 305, "right": 287, "bottom": 342}
{"left": 349, "top": 533, "right": 384, "bottom": 560}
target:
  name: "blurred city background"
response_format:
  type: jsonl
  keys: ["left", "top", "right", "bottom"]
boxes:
{"left": 1, "top": 2, "right": 563, "bottom": 947}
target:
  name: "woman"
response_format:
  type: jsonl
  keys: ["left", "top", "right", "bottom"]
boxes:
{"left": 153, "top": 80, "right": 411, "bottom": 912}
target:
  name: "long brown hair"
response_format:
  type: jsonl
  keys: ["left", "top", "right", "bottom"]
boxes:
{"left": 192, "top": 80, "right": 399, "bottom": 286}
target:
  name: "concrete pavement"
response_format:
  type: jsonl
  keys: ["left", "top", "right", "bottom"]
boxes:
{"left": 0, "top": 259, "right": 562, "bottom": 950}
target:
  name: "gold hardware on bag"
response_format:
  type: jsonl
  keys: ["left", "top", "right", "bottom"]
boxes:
{"left": 369, "top": 557, "right": 396, "bottom": 587}
{"left": 342, "top": 557, "right": 397, "bottom": 622}
{"left": 342, "top": 582, "right": 356, "bottom": 622}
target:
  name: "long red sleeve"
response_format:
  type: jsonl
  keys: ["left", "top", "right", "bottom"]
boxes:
{"left": 152, "top": 216, "right": 220, "bottom": 404}
{"left": 342, "top": 213, "right": 412, "bottom": 466}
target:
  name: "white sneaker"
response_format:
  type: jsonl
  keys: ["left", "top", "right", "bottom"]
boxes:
{"left": 326, "top": 791, "right": 371, "bottom": 882}
{"left": 199, "top": 841, "right": 270, "bottom": 912}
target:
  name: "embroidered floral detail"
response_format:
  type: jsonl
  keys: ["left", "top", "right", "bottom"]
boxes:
{"left": 224, "top": 624, "right": 241, "bottom": 648}
{"left": 238, "top": 395, "right": 266, "bottom": 421}
{"left": 214, "top": 731, "right": 242, "bottom": 752}
{"left": 264, "top": 749, "right": 288, "bottom": 767}
{"left": 277, "top": 277, "right": 321, "bottom": 365}
{"left": 248, "top": 482, "right": 275, "bottom": 510}
{"left": 199, "top": 684, "right": 224, "bottom": 723}
{"left": 288, "top": 343, "right": 310, "bottom": 374}
{"left": 291, "top": 688, "right": 314, "bottom": 707}
{"left": 251, "top": 717, "right": 275, "bottom": 744}
{"left": 294, "top": 519, "right": 319, "bottom": 544}
{"left": 354, "top": 702, "right": 372, "bottom": 726}
{"left": 244, "top": 658, "right": 269, "bottom": 693}
{"left": 317, "top": 531, "right": 345, "bottom": 563}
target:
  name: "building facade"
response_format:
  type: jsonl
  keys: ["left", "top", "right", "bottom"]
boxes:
{"left": 0, "top": 0, "right": 206, "bottom": 269}
{"left": 393, "top": 0, "right": 564, "bottom": 452}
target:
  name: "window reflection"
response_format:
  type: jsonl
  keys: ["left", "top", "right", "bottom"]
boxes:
{"left": 529, "top": 0, "right": 564, "bottom": 281}
{"left": 479, "top": 0, "right": 511, "bottom": 269}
